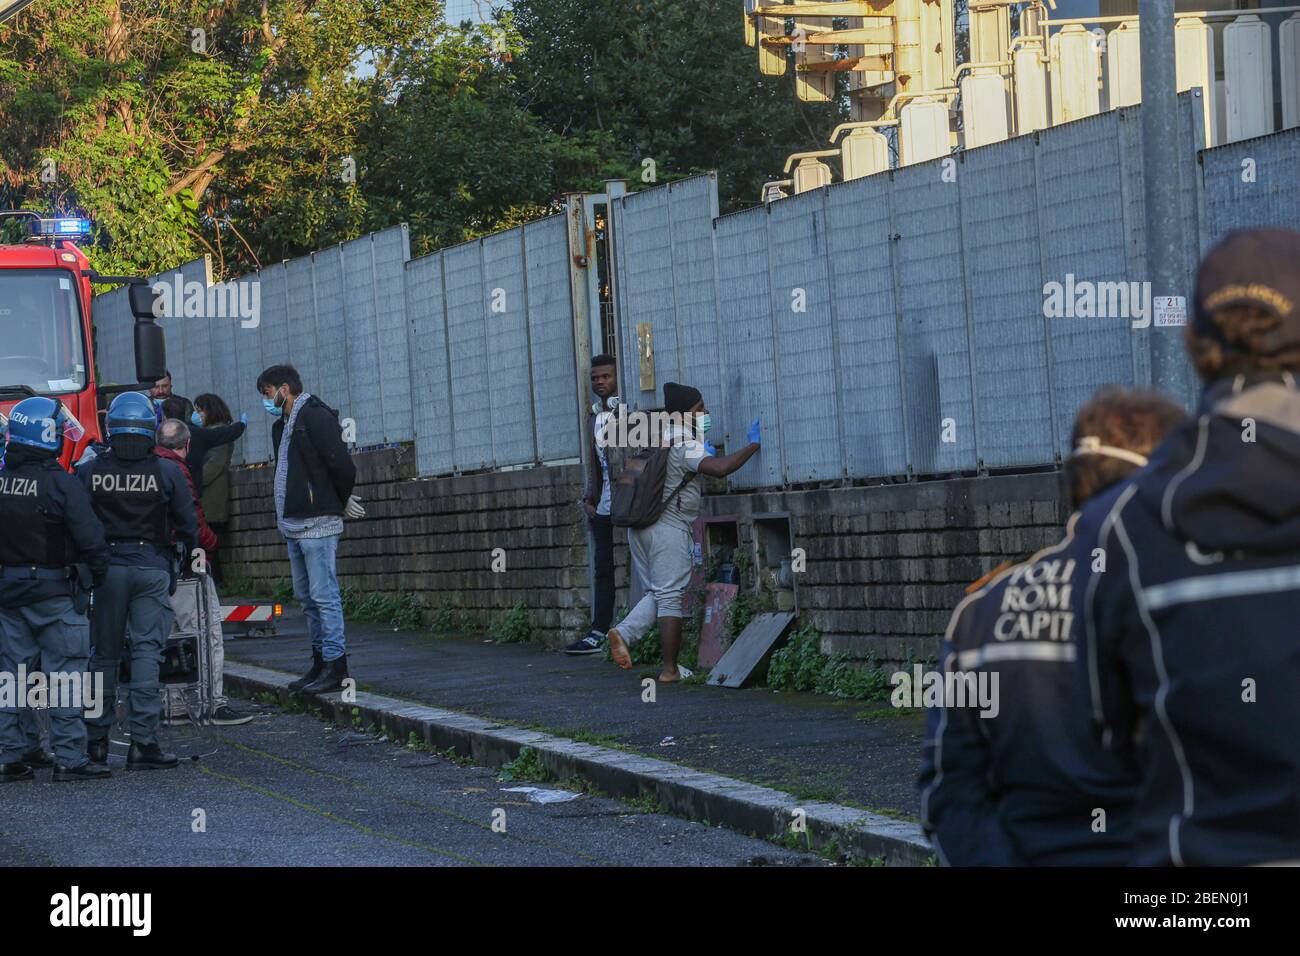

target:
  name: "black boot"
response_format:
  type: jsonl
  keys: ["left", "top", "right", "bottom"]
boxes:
{"left": 0, "top": 763, "right": 33, "bottom": 782}
{"left": 53, "top": 762, "right": 112, "bottom": 782}
{"left": 288, "top": 650, "right": 325, "bottom": 692}
{"left": 301, "top": 655, "right": 349, "bottom": 694}
{"left": 20, "top": 748, "right": 53, "bottom": 769}
{"left": 86, "top": 738, "right": 109, "bottom": 765}
{"left": 126, "top": 741, "right": 179, "bottom": 771}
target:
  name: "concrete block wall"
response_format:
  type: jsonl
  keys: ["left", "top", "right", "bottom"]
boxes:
{"left": 700, "top": 473, "right": 1065, "bottom": 666}
{"left": 224, "top": 449, "right": 1063, "bottom": 662}
{"left": 223, "top": 447, "right": 630, "bottom": 646}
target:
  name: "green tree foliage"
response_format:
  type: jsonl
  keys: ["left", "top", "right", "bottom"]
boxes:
{"left": 1, "top": 0, "right": 846, "bottom": 276}
{"left": 508, "top": 0, "right": 848, "bottom": 210}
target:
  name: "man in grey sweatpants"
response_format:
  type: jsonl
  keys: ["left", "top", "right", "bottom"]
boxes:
{"left": 607, "top": 382, "right": 762, "bottom": 682}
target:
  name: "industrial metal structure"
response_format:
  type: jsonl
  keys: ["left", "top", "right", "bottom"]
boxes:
{"left": 748, "top": 1, "right": 1300, "bottom": 197}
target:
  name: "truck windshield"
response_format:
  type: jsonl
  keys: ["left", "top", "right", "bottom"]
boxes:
{"left": 0, "top": 268, "right": 87, "bottom": 395}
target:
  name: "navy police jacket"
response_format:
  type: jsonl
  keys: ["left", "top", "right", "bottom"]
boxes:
{"left": 1074, "top": 375, "right": 1300, "bottom": 866}
{"left": 919, "top": 514, "right": 1138, "bottom": 866}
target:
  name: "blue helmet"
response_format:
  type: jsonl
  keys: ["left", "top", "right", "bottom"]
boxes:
{"left": 4, "top": 396, "right": 65, "bottom": 452}
{"left": 107, "top": 391, "right": 158, "bottom": 439}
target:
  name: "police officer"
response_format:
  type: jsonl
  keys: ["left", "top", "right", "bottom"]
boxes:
{"left": 78, "top": 393, "right": 199, "bottom": 770}
{"left": 0, "top": 397, "right": 110, "bottom": 781}
{"left": 919, "top": 386, "right": 1187, "bottom": 865}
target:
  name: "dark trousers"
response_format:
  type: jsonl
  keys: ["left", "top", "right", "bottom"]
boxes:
{"left": 208, "top": 522, "right": 227, "bottom": 585}
{"left": 590, "top": 515, "right": 615, "bottom": 633}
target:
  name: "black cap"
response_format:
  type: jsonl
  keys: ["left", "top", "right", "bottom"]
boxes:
{"left": 663, "top": 382, "right": 702, "bottom": 414}
{"left": 1194, "top": 227, "right": 1300, "bottom": 352}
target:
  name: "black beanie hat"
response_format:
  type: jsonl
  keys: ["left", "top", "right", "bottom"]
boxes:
{"left": 663, "top": 382, "right": 702, "bottom": 414}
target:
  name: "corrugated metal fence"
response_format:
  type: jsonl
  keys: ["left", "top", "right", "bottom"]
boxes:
{"left": 610, "top": 93, "right": 1251, "bottom": 490}
{"left": 94, "top": 218, "right": 581, "bottom": 471}
{"left": 93, "top": 94, "right": 1299, "bottom": 488}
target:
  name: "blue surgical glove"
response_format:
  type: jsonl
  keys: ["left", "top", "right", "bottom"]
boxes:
{"left": 747, "top": 417, "right": 761, "bottom": 445}
{"left": 239, "top": 412, "right": 249, "bottom": 426}
{"left": 703, "top": 440, "right": 717, "bottom": 456}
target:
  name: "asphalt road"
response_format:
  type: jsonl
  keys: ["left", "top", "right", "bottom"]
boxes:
{"left": 0, "top": 706, "right": 827, "bottom": 867}
{"left": 225, "top": 606, "right": 925, "bottom": 816}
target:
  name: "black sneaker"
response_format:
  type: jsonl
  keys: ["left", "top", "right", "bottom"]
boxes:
{"left": 564, "top": 632, "right": 606, "bottom": 656}
{"left": 211, "top": 705, "right": 254, "bottom": 726}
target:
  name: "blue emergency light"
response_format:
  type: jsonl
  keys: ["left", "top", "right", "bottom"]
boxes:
{"left": 28, "top": 217, "right": 92, "bottom": 239}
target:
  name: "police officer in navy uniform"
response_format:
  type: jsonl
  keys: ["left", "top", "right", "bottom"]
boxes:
{"left": 919, "top": 387, "right": 1187, "bottom": 865}
{"left": 78, "top": 392, "right": 199, "bottom": 769}
{"left": 0, "top": 397, "right": 110, "bottom": 781}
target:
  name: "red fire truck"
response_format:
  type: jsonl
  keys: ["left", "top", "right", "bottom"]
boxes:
{"left": 0, "top": 210, "right": 166, "bottom": 468}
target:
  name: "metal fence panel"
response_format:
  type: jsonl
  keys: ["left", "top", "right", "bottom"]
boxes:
{"left": 524, "top": 216, "right": 579, "bottom": 462}
{"left": 284, "top": 256, "right": 321, "bottom": 401}
{"left": 892, "top": 163, "right": 978, "bottom": 474}
{"left": 960, "top": 136, "right": 1056, "bottom": 469}
{"left": 372, "top": 226, "right": 414, "bottom": 443}
{"left": 823, "top": 174, "right": 909, "bottom": 479}
{"left": 1200, "top": 127, "right": 1300, "bottom": 246}
{"left": 667, "top": 176, "right": 728, "bottom": 435}
{"left": 768, "top": 191, "right": 843, "bottom": 482}
{"left": 342, "top": 235, "right": 383, "bottom": 445}
{"left": 443, "top": 240, "right": 493, "bottom": 471}
{"left": 483, "top": 229, "right": 536, "bottom": 466}
{"left": 714, "top": 207, "right": 783, "bottom": 488}
{"left": 91, "top": 284, "right": 133, "bottom": 384}
{"left": 614, "top": 186, "right": 678, "bottom": 407}
{"left": 309, "top": 245, "right": 352, "bottom": 454}
{"left": 1035, "top": 111, "right": 1142, "bottom": 462}
{"left": 405, "top": 251, "right": 455, "bottom": 477}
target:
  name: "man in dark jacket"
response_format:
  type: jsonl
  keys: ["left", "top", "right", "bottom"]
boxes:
{"left": 565, "top": 354, "right": 620, "bottom": 655}
{"left": 1075, "top": 227, "right": 1300, "bottom": 866}
{"left": 918, "top": 387, "right": 1186, "bottom": 865}
{"left": 257, "top": 364, "right": 359, "bottom": 694}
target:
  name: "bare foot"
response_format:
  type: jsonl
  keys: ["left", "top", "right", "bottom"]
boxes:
{"left": 608, "top": 628, "right": 631, "bottom": 669}
{"left": 658, "top": 665, "right": 692, "bottom": 683}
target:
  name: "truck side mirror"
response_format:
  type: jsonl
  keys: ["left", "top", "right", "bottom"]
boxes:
{"left": 134, "top": 318, "right": 166, "bottom": 385}
{"left": 128, "top": 282, "right": 163, "bottom": 320}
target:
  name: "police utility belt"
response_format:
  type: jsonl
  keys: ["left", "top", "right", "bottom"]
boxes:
{"left": 108, "top": 539, "right": 167, "bottom": 554}
{"left": 0, "top": 565, "right": 70, "bottom": 582}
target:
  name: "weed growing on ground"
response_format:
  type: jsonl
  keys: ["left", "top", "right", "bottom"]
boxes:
{"left": 766, "top": 624, "right": 892, "bottom": 701}
{"left": 490, "top": 602, "right": 532, "bottom": 643}
{"left": 497, "top": 746, "right": 549, "bottom": 782}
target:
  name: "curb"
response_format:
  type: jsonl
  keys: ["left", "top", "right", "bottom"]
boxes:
{"left": 225, "top": 661, "right": 932, "bottom": 866}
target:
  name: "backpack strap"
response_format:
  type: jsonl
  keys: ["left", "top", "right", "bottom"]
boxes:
{"left": 660, "top": 472, "right": 696, "bottom": 515}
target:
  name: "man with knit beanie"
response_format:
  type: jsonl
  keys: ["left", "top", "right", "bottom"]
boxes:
{"left": 606, "top": 382, "right": 761, "bottom": 682}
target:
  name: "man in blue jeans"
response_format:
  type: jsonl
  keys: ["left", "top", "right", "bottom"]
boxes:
{"left": 257, "top": 365, "right": 361, "bottom": 694}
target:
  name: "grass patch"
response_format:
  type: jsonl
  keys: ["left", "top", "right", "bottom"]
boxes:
{"left": 766, "top": 624, "right": 893, "bottom": 701}
{"left": 489, "top": 602, "right": 532, "bottom": 644}
{"left": 497, "top": 746, "right": 549, "bottom": 783}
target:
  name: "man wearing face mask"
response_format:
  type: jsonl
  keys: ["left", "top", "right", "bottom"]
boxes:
{"left": 566, "top": 354, "right": 620, "bottom": 656}
{"left": 256, "top": 365, "right": 359, "bottom": 694}
{"left": 607, "top": 383, "right": 761, "bottom": 682}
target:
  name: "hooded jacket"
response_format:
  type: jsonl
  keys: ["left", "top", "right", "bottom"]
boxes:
{"left": 919, "top": 515, "right": 1138, "bottom": 866}
{"left": 1076, "top": 374, "right": 1300, "bottom": 866}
